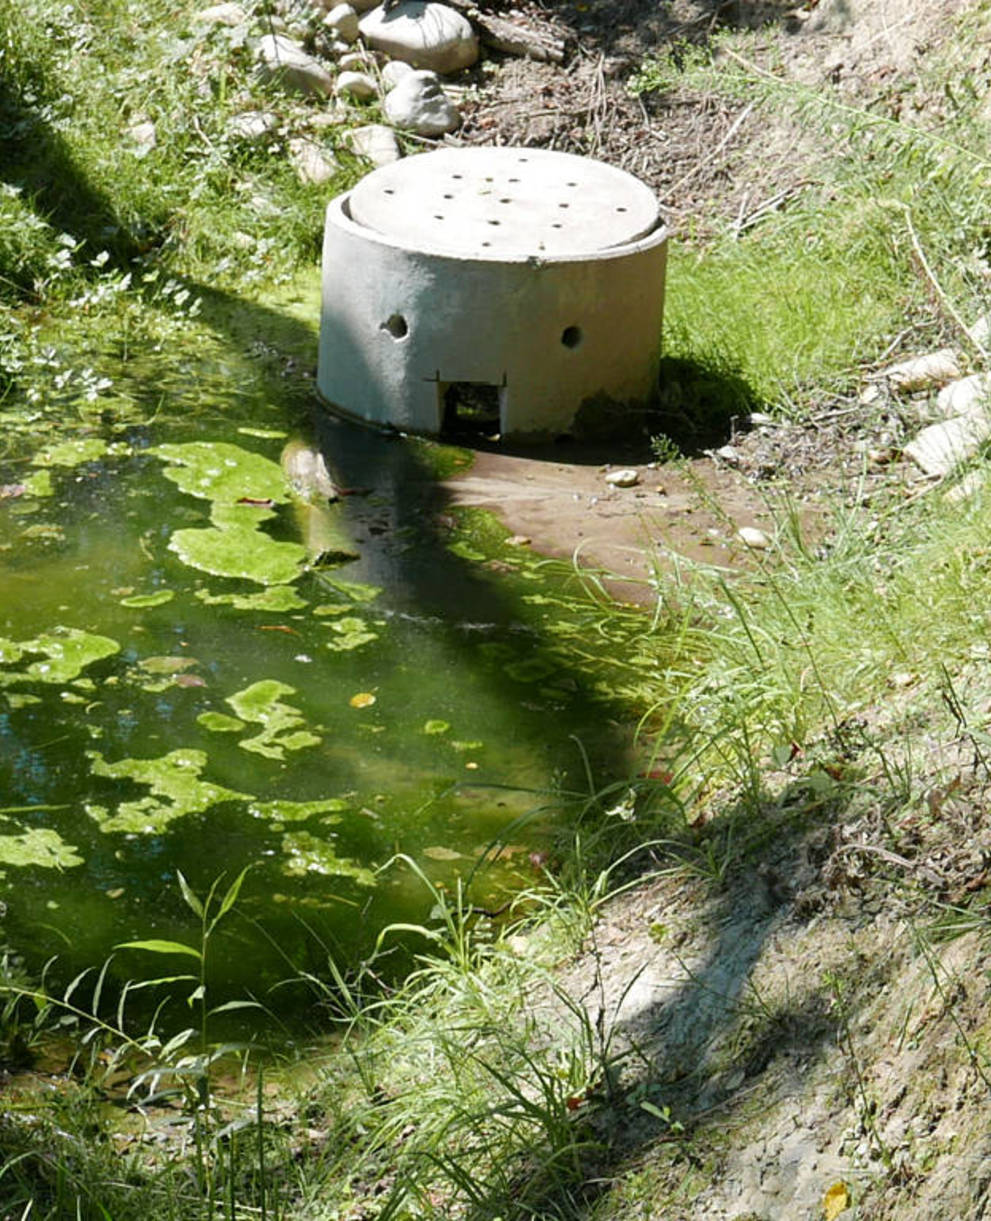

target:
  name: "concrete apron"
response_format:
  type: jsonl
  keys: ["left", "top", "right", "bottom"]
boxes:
{"left": 317, "top": 146, "right": 669, "bottom": 441}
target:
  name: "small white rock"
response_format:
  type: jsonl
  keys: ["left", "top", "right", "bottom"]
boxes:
{"left": 384, "top": 70, "right": 460, "bottom": 135}
{"left": 339, "top": 50, "right": 375, "bottom": 70}
{"left": 381, "top": 59, "right": 415, "bottom": 88}
{"left": 126, "top": 120, "right": 157, "bottom": 150}
{"left": 309, "top": 108, "right": 349, "bottom": 128}
{"left": 604, "top": 468, "right": 639, "bottom": 488}
{"left": 256, "top": 33, "right": 335, "bottom": 97}
{"left": 904, "top": 414, "right": 991, "bottom": 477}
{"left": 324, "top": 2, "right": 360, "bottom": 41}
{"left": 359, "top": 0, "right": 479, "bottom": 74}
{"left": 945, "top": 470, "right": 986, "bottom": 503}
{"left": 883, "top": 347, "right": 961, "bottom": 393}
{"left": 288, "top": 137, "right": 339, "bottom": 185}
{"left": 935, "top": 373, "right": 991, "bottom": 419}
{"left": 227, "top": 109, "right": 278, "bottom": 142}
{"left": 193, "top": 1, "right": 247, "bottom": 25}
{"left": 335, "top": 70, "right": 378, "bottom": 100}
{"left": 736, "top": 526, "right": 771, "bottom": 549}
{"left": 970, "top": 313, "right": 991, "bottom": 349}
{"left": 345, "top": 123, "right": 401, "bottom": 164}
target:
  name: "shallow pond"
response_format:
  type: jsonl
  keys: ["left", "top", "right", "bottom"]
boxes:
{"left": 0, "top": 279, "right": 648, "bottom": 1034}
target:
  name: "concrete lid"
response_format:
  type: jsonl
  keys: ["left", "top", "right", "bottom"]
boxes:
{"left": 346, "top": 146, "right": 661, "bottom": 257}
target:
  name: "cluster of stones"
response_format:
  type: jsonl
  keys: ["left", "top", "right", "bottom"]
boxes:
{"left": 192, "top": 0, "right": 481, "bottom": 184}
{"left": 871, "top": 313, "right": 991, "bottom": 489}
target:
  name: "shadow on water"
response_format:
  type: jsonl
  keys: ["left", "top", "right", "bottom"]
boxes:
{"left": 0, "top": 73, "right": 659, "bottom": 1032}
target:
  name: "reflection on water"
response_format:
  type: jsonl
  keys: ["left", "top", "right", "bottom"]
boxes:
{"left": 0, "top": 291, "right": 642, "bottom": 1033}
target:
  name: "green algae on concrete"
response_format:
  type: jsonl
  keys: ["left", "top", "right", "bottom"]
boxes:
{"left": 226, "top": 679, "right": 320, "bottom": 760}
{"left": 0, "top": 826, "right": 84, "bottom": 869}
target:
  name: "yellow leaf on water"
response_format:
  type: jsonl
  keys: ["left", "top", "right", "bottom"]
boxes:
{"left": 823, "top": 1181, "right": 851, "bottom": 1220}
{"left": 349, "top": 692, "right": 376, "bottom": 708}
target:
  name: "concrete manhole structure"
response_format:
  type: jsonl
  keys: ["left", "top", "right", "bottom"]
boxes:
{"left": 317, "top": 146, "right": 669, "bottom": 441}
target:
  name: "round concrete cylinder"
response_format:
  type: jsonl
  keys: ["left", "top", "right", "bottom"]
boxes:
{"left": 317, "top": 147, "right": 668, "bottom": 440}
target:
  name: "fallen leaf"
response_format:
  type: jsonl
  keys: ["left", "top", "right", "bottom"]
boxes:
{"left": 823, "top": 1181, "right": 851, "bottom": 1220}
{"left": 349, "top": 692, "right": 376, "bottom": 708}
{"left": 173, "top": 673, "right": 207, "bottom": 688}
{"left": 422, "top": 845, "right": 462, "bottom": 861}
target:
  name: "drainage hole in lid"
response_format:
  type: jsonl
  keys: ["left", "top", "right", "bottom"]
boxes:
{"left": 382, "top": 314, "right": 409, "bottom": 341}
{"left": 499, "top": 197, "right": 512, "bottom": 203}
{"left": 481, "top": 241, "right": 491, "bottom": 247}
{"left": 561, "top": 326, "right": 583, "bottom": 350}
{"left": 383, "top": 187, "right": 395, "bottom": 195}
{"left": 616, "top": 206, "right": 627, "bottom": 212}
{"left": 443, "top": 193, "right": 454, "bottom": 199}
{"left": 487, "top": 219, "right": 500, "bottom": 226}
{"left": 566, "top": 180, "right": 577, "bottom": 187}
{"left": 551, "top": 222, "right": 563, "bottom": 229}
{"left": 508, "top": 176, "right": 520, "bottom": 183}
{"left": 452, "top": 173, "right": 463, "bottom": 179}
{"left": 433, "top": 214, "right": 444, "bottom": 220}
{"left": 558, "top": 202, "right": 570, "bottom": 209}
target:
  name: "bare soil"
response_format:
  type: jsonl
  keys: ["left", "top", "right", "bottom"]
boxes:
{"left": 439, "top": 0, "right": 973, "bottom": 599}
{"left": 448, "top": 3, "right": 991, "bottom": 1217}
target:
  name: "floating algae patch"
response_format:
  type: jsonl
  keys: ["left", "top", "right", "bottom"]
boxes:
{"left": 120, "top": 590, "right": 175, "bottom": 609}
{"left": 21, "top": 469, "right": 53, "bottom": 498}
{"left": 0, "top": 628, "right": 119, "bottom": 686}
{"left": 169, "top": 516, "right": 306, "bottom": 584}
{"left": 86, "top": 748, "right": 348, "bottom": 833}
{"left": 322, "top": 615, "right": 378, "bottom": 652}
{"left": 32, "top": 438, "right": 109, "bottom": 468}
{"left": 0, "top": 826, "right": 83, "bottom": 869}
{"left": 248, "top": 796, "right": 349, "bottom": 824}
{"left": 281, "top": 830, "right": 375, "bottom": 884}
{"left": 86, "top": 748, "right": 245, "bottom": 834}
{"left": 151, "top": 442, "right": 310, "bottom": 585}
{"left": 315, "top": 576, "right": 382, "bottom": 604}
{"left": 195, "top": 585, "right": 307, "bottom": 612}
{"left": 226, "top": 679, "right": 320, "bottom": 760}
{"left": 197, "top": 711, "right": 245, "bottom": 734}
{"left": 151, "top": 441, "right": 291, "bottom": 505}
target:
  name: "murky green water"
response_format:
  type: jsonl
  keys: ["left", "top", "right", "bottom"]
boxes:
{"left": 0, "top": 281, "right": 645, "bottom": 1034}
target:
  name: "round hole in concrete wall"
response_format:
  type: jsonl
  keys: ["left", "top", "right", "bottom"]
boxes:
{"left": 382, "top": 314, "right": 409, "bottom": 340}
{"left": 561, "top": 325, "right": 583, "bottom": 349}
